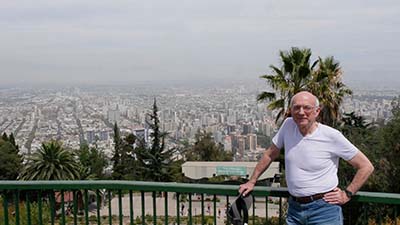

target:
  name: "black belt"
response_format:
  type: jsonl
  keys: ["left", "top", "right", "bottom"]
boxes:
{"left": 291, "top": 191, "right": 332, "bottom": 204}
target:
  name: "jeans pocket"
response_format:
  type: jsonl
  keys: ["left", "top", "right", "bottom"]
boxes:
{"left": 311, "top": 201, "right": 343, "bottom": 225}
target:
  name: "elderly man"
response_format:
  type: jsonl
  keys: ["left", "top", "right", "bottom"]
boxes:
{"left": 239, "top": 91, "right": 374, "bottom": 225}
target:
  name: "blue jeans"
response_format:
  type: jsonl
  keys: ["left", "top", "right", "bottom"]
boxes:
{"left": 286, "top": 197, "right": 343, "bottom": 225}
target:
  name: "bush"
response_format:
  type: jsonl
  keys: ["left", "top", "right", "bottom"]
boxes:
{"left": 0, "top": 200, "right": 51, "bottom": 225}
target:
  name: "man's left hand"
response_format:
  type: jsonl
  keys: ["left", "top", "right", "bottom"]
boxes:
{"left": 323, "top": 187, "right": 351, "bottom": 205}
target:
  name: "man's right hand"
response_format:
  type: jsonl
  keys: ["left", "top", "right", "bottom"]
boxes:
{"left": 239, "top": 181, "right": 256, "bottom": 197}
{"left": 238, "top": 145, "right": 280, "bottom": 197}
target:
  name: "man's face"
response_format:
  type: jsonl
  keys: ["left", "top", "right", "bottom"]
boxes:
{"left": 290, "top": 94, "right": 320, "bottom": 128}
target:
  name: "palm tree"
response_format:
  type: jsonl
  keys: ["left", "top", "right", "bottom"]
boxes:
{"left": 19, "top": 140, "right": 80, "bottom": 180}
{"left": 258, "top": 48, "right": 352, "bottom": 126}
{"left": 310, "top": 56, "right": 352, "bottom": 126}
{"left": 257, "top": 47, "right": 318, "bottom": 124}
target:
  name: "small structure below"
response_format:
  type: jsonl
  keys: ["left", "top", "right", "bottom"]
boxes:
{"left": 182, "top": 161, "right": 280, "bottom": 186}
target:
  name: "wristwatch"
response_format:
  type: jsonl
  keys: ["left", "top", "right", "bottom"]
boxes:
{"left": 344, "top": 189, "right": 353, "bottom": 198}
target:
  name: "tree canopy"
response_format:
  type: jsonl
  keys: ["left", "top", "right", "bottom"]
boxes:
{"left": 0, "top": 133, "right": 22, "bottom": 180}
{"left": 185, "top": 130, "right": 233, "bottom": 161}
{"left": 135, "top": 98, "right": 178, "bottom": 182}
{"left": 77, "top": 143, "right": 108, "bottom": 180}
{"left": 19, "top": 140, "right": 81, "bottom": 180}
{"left": 369, "top": 97, "right": 400, "bottom": 193}
{"left": 258, "top": 47, "right": 352, "bottom": 126}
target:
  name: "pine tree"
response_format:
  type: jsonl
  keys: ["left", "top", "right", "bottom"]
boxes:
{"left": 0, "top": 133, "right": 22, "bottom": 180}
{"left": 120, "top": 134, "right": 140, "bottom": 180}
{"left": 111, "top": 122, "right": 123, "bottom": 180}
{"left": 2, "top": 132, "right": 9, "bottom": 142}
{"left": 8, "top": 133, "right": 18, "bottom": 149}
{"left": 136, "top": 98, "right": 178, "bottom": 182}
{"left": 149, "top": 98, "right": 163, "bottom": 156}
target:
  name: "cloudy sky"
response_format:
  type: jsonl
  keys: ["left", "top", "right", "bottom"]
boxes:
{"left": 1, "top": 0, "right": 399, "bottom": 86}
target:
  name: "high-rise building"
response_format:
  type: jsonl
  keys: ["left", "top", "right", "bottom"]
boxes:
{"left": 237, "top": 135, "right": 246, "bottom": 156}
{"left": 218, "top": 113, "right": 226, "bottom": 124}
{"left": 262, "top": 122, "right": 272, "bottom": 137}
{"left": 213, "top": 130, "right": 223, "bottom": 144}
{"left": 248, "top": 133, "right": 257, "bottom": 151}
{"left": 193, "top": 119, "right": 201, "bottom": 130}
{"left": 133, "top": 128, "right": 148, "bottom": 144}
{"left": 107, "top": 109, "right": 120, "bottom": 124}
{"left": 223, "top": 135, "right": 232, "bottom": 152}
{"left": 227, "top": 124, "right": 236, "bottom": 134}
{"left": 99, "top": 130, "right": 109, "bottom": 141}
{"left": 86, "top": 130, "right": 96, "bottom": 144}
{"left": 242, "top": 123, "right": 251, "bottom": 135}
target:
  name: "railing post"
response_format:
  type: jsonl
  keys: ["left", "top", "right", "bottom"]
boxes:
{"left": 176, "top": 192, "right": 180, "bottom": 225}
{"left": 84, "top": 189, "right": 89, "bottom": 225}
{"left": 73, "top": 190, "right": 78, "bottom": 225}
{"left": 13, "top": 190, "right": 20, "bottom": 225}
{"left": 129, "top": 190, "right": 134, "bottom": 225}
{"left": 153, "top": 191, "right": 157, "bottom": 225}
{"left": 362, "top": 204, "right": 368, "bottom": 225}
{"left": 3, "top": 193, "right": 9, "bottom": 225}
{"left": 164, "top": 192, "right": 168, "bottom": 225}
{"left": 201, "top": 194, "right": 204, "bottom": 225}
{"left": 60, "top": 190, "right": 65, "bottom": 225}
{"left": 252, "top": 195, "right": 255, "bottom": 225}
{"left": 50, "top": 190, "right": 55, "bottom": 225}
{"left": 141, "top": 191, "right": 145, "bottom": 225}
{"left": 213, "top": 194, "right": 217, "bottom": 225}
{"left": 278, "top": 197, "right": 282, "bottom": 225}
{"left": 226, "top": 195, "right": 230, "bottom": 225}
{"left": 38, "top": 191, "right": 44, "bottom": 225}
{"left": 25, "top": 191, "right": 31, "bottom": 225}
{"left": 118, "top": 190, "right": 123, "bottom": 225}
{"left": 265, "top": 196, "right": 269, "bottom": 224}
{"left": 188, "top": 193, "right": 192, "bottom": 225}
{"left": 108, "top": 190, "right": 112, "bottom": 225}
{"left": 378, "top": 209, "right": 382, "bottom": 225}
{"left": 96, "top": 189, "right": 101, "bottom": 225}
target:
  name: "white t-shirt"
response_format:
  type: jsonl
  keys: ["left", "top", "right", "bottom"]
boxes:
{"left": 272, "top": 118, "right": 359, "bottom": 197}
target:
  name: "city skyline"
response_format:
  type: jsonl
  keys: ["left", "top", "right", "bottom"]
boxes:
{"left": 1, "top": 0, "right": 399, "bottom": 86}
{"left": 0, "top": 80, "right": 397, "bottom": 161}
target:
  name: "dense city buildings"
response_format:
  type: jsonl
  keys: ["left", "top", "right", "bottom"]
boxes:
{"left": 0, "top": 80, "right": 398, "bottom": 161}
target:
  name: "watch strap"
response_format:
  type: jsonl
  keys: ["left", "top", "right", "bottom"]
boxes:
{"left": 344, "top": 189, "right": 353, "bottom": 198}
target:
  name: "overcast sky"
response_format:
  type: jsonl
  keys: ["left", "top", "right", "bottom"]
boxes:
{"left": 1, "top": 0, "right": 399, "bottom": 86}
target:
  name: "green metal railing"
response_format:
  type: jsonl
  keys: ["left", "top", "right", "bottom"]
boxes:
{"left": 0, "top": 180, "right": 399, "bottom": 225}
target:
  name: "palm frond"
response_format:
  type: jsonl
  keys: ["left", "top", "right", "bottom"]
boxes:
{"left": 267, "top": 99, "right": 285, "bottom": 111}
{"left": 257, "top": 92, "right": 276, "bottom": 102}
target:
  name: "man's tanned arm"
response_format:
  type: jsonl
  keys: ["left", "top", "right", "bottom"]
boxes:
{"left": 239, "top": 144, "right": 280, "bottom": 196}
{"left": 324, "top": 151, "right": 374, "bottom": 205}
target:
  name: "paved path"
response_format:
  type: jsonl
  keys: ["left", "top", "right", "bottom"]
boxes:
{"left": 93, "top": 193, "right": 280, "bottom": 224}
